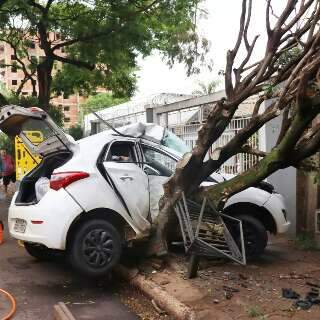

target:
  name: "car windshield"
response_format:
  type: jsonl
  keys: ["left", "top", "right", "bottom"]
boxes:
{"left": 161, "top": 129, "right": 190, "bottom": 156}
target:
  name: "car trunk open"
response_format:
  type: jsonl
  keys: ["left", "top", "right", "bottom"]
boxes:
{"left": 15, "top": 151, "right": 71, "bottom": 205}
{"left": 0, "top": 105, "right": 76, "bottom": 204}
{"left": 0, "top": 105, "right": 74, "bottom": 157}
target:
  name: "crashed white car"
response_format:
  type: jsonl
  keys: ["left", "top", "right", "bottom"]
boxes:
{"left": 0, "top": 106, "right": 290, "bottom": 276}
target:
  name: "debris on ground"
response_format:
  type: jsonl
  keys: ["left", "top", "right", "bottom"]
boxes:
{"left": 132, "top": 237, "right": 320, "bottom": 320}
{"left": 282, "top": 286, "right": 320, "bottom": 311}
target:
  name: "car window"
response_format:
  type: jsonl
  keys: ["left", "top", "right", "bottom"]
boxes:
{"left": 142, "top": 146, "right": 177, "bottom": 177}
{"left": 106, "top": 141, "right": 137, "bottom": 163}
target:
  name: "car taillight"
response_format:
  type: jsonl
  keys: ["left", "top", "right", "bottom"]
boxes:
{"left": 50, "top": 172, "right": 89, "bottom": 190}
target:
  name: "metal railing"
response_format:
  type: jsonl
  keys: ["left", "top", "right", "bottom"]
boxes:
{"left": 168, "top": 116, "right": 259, "bottom": 174}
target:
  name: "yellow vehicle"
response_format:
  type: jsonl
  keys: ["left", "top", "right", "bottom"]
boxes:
{"left": 15, "top": 131, "right": 43, "bottom": 181}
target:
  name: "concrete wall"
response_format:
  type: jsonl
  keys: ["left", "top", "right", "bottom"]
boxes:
{"left": 259, "top": 101, "right": 297, "bottom": 235}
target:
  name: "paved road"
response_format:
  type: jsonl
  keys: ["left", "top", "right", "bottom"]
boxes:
{"left": 0, "top": 197, "right": 139, "bottom": 320}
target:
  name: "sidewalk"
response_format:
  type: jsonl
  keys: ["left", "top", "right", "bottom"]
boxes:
{"left": 131, "top": 238, "right": 320, "bottom": 320}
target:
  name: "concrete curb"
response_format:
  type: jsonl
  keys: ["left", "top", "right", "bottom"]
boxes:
{"left": 53, "top": 302, "right": 76, "bottom": 320}
{"left": 116, "top": 265, "right": 196, "bottom": 320}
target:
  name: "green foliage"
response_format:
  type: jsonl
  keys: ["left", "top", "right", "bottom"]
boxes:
{"left": 81, "top": 93, "right": 129, "bottom": 115}
{"left": 295, "top": 232, "right": 320, "bottom": 251}
{"left": 276, "top": 46, "right": 301, "bottom": 68}
{"left": 192, "top": 80, "right": 219, "bottom": 95}
{"left": 246, "top": 306, "right": 264, "bottom": 318}
{"left": 4, "top": 95, "right": 64, "bottom": 127}
{"left": 0, "top": 133, "right": 14, "bottom": 155}
{"left": 68, "top": 124, "right": 83, "bottom": 141}
{"left": 0, "top": 0, "right": 208, "bottom": 100}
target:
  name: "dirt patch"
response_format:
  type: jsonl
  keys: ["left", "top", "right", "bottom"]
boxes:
{"left": 137, "top": 237, "right": 320, "bottom": 320}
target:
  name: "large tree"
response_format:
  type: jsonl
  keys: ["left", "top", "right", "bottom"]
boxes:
{"left": 0, "top": 0, "right": 208, "bottom": 109}
{"left": 149, "top": 0, "right": 320, "bottom": 256}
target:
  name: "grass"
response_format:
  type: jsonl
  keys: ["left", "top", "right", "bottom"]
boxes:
{"left": 246, "top": 305, "right": 264, "bottom": 318}
{"left": 295, "top": 232, "right": 320, "bottom": 251}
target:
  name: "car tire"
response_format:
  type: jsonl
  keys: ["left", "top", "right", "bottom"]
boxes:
{"left": 24, "top": 242, "right": 64, "bottom": 261}
{"left": 228, "top": 214, "right": 268, "bottom": 259}
{"left": 68, "top": 219, "right": 122, "bottom": 277}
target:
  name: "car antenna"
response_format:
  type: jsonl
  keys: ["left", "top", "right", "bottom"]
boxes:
{"left": 90, "top": 110, "right": 135, "bottom": 138}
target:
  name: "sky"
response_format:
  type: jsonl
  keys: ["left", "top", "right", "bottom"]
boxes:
{"left": 134, "top": 0, "right": 284, "bottom": 97}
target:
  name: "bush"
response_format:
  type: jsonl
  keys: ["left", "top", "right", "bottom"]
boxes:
{"left": 295, "top": 232, "right": 319, "bottom": 250}
{"left": 68, "top": 125, "right": 83, "bottom": 141}
{"left": 0, "top": 133, "right": 14, "bottom": 156}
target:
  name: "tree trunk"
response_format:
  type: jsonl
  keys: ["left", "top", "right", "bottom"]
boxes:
{"left": 0, "top": 93, "right": 8, "bottom": 107}
{"left": 149, "top": 105, "right": 318, "bottom": 256}
{"left": 37, "top": 60, "right": 53, "bottom": 111}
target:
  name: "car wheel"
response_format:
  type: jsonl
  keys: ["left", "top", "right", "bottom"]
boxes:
{"left": 228, "top": 214, "right": 268, "bottom": 259}
{"left": 68, "top": 219, "right": 122, "bottom": 277}
{"left": 24, "top": 242, "right": 64, "bottom": 261}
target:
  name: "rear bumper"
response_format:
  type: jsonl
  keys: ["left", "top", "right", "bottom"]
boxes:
{"left": 263, "top": 193, "right": 290, "bottom": 234}
{"left": 8, "top": 189, "right": 83, "bottom": 250}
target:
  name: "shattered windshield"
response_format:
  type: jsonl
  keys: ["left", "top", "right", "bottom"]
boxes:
{"left": 161, "top": 129, "right": 190, "bottom": 156}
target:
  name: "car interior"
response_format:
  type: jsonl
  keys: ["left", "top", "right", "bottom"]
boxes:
{"left": 106, "top": 142, "right": 136, "bottom": 163}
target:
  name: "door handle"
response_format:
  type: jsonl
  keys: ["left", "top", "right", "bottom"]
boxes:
{"left": 120, "top": 175, "right": 133, "bottom": 181}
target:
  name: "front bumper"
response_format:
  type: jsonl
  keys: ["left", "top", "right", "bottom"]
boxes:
{"left": 263, "top": 192, "right": 290, "bottom": 234}
{"left": 8, "top": 188, "right": 83, "bottom": 250}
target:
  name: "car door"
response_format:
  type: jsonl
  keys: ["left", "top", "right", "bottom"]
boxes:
{"left": 103, "top": 140, "right": 150, "bottom": 231}
{"left": 140, "top": 144, "right": 178, "bottom": 222}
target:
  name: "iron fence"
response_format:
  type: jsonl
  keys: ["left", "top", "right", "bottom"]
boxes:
{"left": 168, "top": 116, "right": 259, "bottom": 174}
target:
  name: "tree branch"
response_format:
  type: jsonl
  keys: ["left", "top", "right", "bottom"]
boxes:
{"left": 240, "top": 145, "right": 267, "bottom": 157}
{"left": 52, "top": 54, "right": 95, "bottom": 70}
{"left": 51, "top": 0, "right": 161, "bottom": 52}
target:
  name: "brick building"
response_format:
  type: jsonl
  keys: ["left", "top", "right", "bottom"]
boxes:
{"left": 0, "top": 33, "right": 85, "bottom": 128}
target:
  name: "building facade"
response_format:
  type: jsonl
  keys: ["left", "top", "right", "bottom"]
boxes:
{"left": 0, "top": 33, "right": 85, "bottom": 128}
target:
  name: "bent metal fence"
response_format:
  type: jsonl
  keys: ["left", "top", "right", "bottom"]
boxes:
{"left": 174, "top": 192, "right": 246, "bottom": 278}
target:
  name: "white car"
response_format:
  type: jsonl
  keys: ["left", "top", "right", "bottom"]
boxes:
{"left": 0, "top": 106, "right": 290, "bottom": 276}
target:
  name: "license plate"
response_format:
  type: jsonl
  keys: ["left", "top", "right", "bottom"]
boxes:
{"left": 14, "top": 219, "right": 27, "bottom": 233}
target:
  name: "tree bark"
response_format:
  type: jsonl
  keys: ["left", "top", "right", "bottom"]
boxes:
{"left": 37, "top": 60, "right": 53, "bottom": 111}
{"left": 0, "top": 92, "right": 8, "bottom": 107}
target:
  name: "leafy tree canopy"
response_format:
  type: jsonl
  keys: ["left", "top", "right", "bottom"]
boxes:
{"left": 0, "top": 0, "right": 209, "bottom": 107}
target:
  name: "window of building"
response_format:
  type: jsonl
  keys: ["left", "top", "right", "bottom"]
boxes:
{"left": 63, "top": 92, "right": 69, "bottom": 99}
{"left": 11, "top": 54, "right": 16, "bottom": 60}
{"left": 0, "top": 45, "right": 4, "bottom": 52}
{"left": 61, "top": 47, "right": 65, "bottom": 53}
{"left": 56, "top": 33, "right": 61, "bottom": 40}
{"left": 64, "top": 106, "right": 70, "bottom": 112}
{"left": 11, "top": 66, "right": 17, "bottom": 73}
{"left": 22, "top": 92, "right": 28, "bottom": 96}
{"left": 12, "top": 79, "right": 17, "bottom": 85}
{"left": 64, "top": 117, "right": 70, "bottom": 123}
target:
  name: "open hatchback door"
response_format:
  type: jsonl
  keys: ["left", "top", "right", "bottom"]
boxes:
{"left": 0, "top": 105, "right": 75, "bottom": 156}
